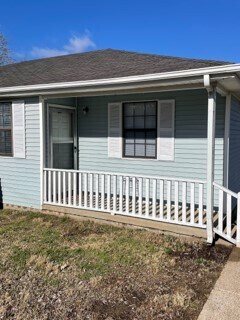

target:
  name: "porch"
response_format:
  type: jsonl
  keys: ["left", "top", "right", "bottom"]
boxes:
{"left": 39, "top": 84, "right": 240, "bottom": 246}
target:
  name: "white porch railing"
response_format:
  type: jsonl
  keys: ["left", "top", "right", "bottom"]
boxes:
{"left": 43, "top": 168, "right": 207, "bottom": 229}
{"left": 213, "top": 182, "right": 240, "bottom": 245}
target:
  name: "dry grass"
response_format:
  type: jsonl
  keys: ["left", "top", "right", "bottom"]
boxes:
{"left": 0, "top": 209, "right": 231, "bottom": 320}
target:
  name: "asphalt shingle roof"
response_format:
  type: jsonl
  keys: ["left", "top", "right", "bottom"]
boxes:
{"left": 0, "top": 49, "right": 232, "bottom": 88}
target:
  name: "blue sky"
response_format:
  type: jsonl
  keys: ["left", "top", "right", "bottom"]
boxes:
{"left": 0, "top": 0, "right": 240, "bottom": 62}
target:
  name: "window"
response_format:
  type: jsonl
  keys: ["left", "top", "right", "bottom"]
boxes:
{"left": 123, "top": 101, "right": 157, "bottom": 158}
{"left": 0, "top": 102, "right": 12, "bottom": 156}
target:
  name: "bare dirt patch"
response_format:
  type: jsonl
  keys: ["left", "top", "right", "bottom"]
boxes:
{"left": 0, "top": 209, "right": 231, "bottom": 319}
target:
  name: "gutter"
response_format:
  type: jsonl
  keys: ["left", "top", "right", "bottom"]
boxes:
{"left": 0, "top": 63, "right": 240, "bottom": 95}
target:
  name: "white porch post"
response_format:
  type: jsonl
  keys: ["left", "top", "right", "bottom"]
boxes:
{"left": 206, "top": 87, "right": 216, "bottom": 244}
{"left": 39, "top": 96, "right": 45, "bottom": 209}
{"left": 223, "top": 94, "right": 231, "bottom": 188}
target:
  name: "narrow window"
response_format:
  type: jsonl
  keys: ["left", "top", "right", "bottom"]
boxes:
{"left": 123, "top": 101, "right": 157, "bottom": 158}
{"left": 0, "top": 102, "right": 12, "bottom": 156}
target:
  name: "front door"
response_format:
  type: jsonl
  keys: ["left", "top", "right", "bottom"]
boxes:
{"left": 49, "top": 106, "right": 77, "bottom": 169}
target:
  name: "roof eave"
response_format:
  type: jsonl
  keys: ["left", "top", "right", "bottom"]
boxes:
{"left": 0, "top": 63, "right": 240, "bottom": 97}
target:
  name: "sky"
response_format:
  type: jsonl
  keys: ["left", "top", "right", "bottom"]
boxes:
{"left": 0, "top": 0, "right": 240, "bottom": 63}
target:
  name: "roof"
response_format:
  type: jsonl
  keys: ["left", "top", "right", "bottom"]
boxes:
{"left": 0, "top": 49, "right": 233, "bottom": 88}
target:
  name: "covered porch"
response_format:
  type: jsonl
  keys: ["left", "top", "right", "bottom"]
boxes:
{"left": 38, "top": 74, "right": 240, "bottom": 246}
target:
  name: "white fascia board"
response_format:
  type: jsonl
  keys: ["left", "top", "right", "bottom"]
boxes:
{"left": 0, "top": 63, "right": 240, "bottom": 94}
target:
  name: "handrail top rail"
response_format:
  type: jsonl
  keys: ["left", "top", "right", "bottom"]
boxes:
{"left": 213, "top": 181, "right": 238, "bottom": 199}
{"left": 43, "top": 167, "right": 206, "bottom": 184}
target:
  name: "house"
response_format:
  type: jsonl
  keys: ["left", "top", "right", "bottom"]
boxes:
{"left": 0, "top": 49, "right": 240, "bottom": 245}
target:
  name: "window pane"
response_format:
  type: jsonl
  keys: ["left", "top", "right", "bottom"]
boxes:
{"left": 0, "top": 106, "right": 3, "bottom": 128}
{"left": 124, "top": 104, "right": 134, "bottom": 116}
{"left": 146, "top": 144, "right": 156, "bottom": 157}
{"left": 146, "top": 131, "right": 156, "bottom": 144}
{"left": 134, "top": 103, "right": 145, "bottom": 116}
{"left": 0, "top": 132, "right": 5, "bottom": 153}
{"left": 135, "top": 131, "right": 145, "bottom": 144}
{"left": 124, "top": 116, "right": 134, "bottom": 129}
{"left": 135, "top": 144, "right": 145, "bottom": 157}
{"left": 125, "top": 143, "right": 134, "bottom": 157}
{"left": 0, "top": 103, "right": 11, "bottom": 129}
{"left": 125, "top": 130, "right": 134, "bottom": 144}
{"left": 5, "top": 131, "right": 12, "bottom": 154}
{"left": 145, "top": 116, "right": 156, "bottom": 128}
{"left": 134, "top": 116, "right": 144, "bottom": 128}
{"left": 0, "top": 131, "right": 12, "bottom": 155}
{"left": 146, "top": 102, "right": 156, "bottom": 115}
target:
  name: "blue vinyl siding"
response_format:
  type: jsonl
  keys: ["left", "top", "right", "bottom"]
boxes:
{"left": 228, "top": 96, "right": 240, "bottom": 193}
{"left": 77, "top": 90, "right": 225, "bottom": 187}
{"left": 0, "top": 97, "right": 41, "bottom": 208}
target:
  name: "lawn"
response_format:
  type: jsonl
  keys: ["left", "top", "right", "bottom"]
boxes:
{"left": 0, "top": 210, "right": 231, "bottom": 320}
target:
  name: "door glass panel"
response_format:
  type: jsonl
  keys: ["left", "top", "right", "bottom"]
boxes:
{"left": 53, "top": 143, "right": 74, "bottom": 169}
{"left": 50, "top": 108, "right": 75, "bottom": 169}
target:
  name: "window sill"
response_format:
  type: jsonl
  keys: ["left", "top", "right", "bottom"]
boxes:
{"left": 120, "top": 157, "right": 174, "bottom": 162}
{"left": 0, "top": 155, "right": 13, "bottom": 159}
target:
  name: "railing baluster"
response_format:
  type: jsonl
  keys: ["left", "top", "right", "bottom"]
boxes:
{"left": 145, "top": 178, "right": 150, "bottom": 217}
{"left": 73, "top": 172, "right": 77, "bottom": 207}
{"left": 48, "top": 170, "right": 52, "bottom": 203}
{"left": 89, "top": 173, "right": 93, "bottom": 208}
{"left": 152, "top": 179, "right": 157, "bottom": 218}
{"left": 113, "top": 175, "right": 117, "bottom": 213}
{"left": 198, "top": 183, "right": 203, "bottom": 226}
{"left": 138, "top": 177, "right": 142, "bottom": 215}
{"left": 44, "top": 170, "right": 47, "bottom": 203}
{"left": 53, "top": 171, "right": 56, "bottom": 204}
{"left": 68, "top": 172, "right": 72, "bottom": 206}
{"left": 167, "top": 180, "right": 171, "bottom": 220}
{"left": 227, "top": 193, "right": 232, "bottom": 237}
{"left": 107, "top": 175, "right": 111, "bottom": 211}
{"left": 174, "top": 181, "right": 179, "bottom": 221}
{"left": 79, "top": 172, "right": 82, "bottom": 207}
{"left": 132, "top": 177, "right": 136, "bottom": 215}
{"left": 119, "top": 175, "right": 123, "bottom": 213}
{"left": 101, "top": 174, "right": 105, "bottom": 210}
{"left": 218, "top": 189, "right": 223, "bottom": 233}
{"left": 84, "top": 173, "right": 88, "bottom": 208}
{"left": 57, "top": 171, "right": 62, "bottom": 204}
{"left": 182, "top": 182, "right": 187, "bottom": 223}
{"left": 160, "top": 180, "right": 164, "bottom": 219}
{"left": 63, "top": 171, "right": 66, "bottom": 205}
{"left": 126, "top": 177, "right": 130, "bottom": 214}
{"left": 237, "top": 193, "right": 240, "bottom": 246}
{"left": 190, "top": 182, "right": 195, "bottom": 224}
{"left": 95, "top": 174, "right": 99, "bottom": 209}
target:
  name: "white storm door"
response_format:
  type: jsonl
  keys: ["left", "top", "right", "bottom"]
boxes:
{"left": 49, "top": 106, "right": 77, "bottom": 169}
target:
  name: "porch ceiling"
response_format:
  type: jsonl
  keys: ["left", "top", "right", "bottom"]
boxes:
{"left": 217, "top": 72, "right": 240, "bottom": 98}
